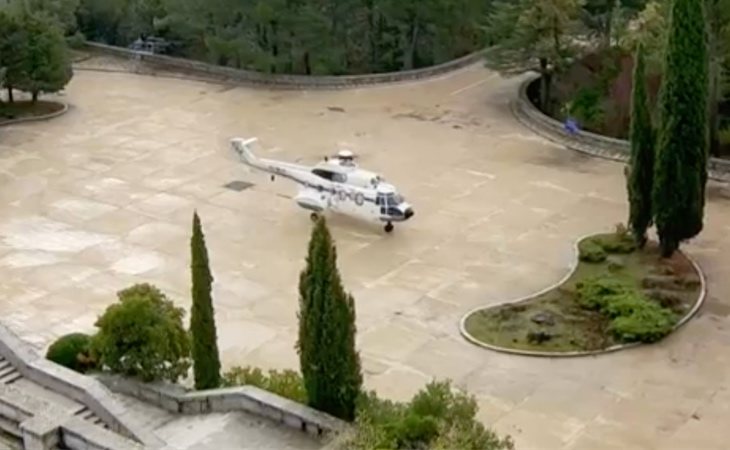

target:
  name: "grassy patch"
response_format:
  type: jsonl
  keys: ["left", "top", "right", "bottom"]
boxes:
{"left": 463, "top": 231, "right": 701, "bottom": 353}
{"left": 0, "top": 101, "right": 64, "bottom": 122}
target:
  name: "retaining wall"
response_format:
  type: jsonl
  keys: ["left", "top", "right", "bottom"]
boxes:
{"left": 96, "top": 373, "right": 347, "bottom": 438}
{"left": 81, "top": 41, "right": 486, "bottom": 89}
{"left": 512, "top": 73, "right": 730, "bottom": 182}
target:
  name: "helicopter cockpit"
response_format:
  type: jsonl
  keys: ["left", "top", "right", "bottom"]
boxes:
{"left": 376, "top": 189, "right": 414, "bottom": 221}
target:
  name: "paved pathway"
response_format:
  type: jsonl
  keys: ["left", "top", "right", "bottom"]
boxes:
{"left": 0, "top": 56, "right": 728, "bottom": 449}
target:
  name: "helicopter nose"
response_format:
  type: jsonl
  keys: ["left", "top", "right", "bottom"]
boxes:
{"left": 404, "top": 207, "right": 414, "bottom": 219}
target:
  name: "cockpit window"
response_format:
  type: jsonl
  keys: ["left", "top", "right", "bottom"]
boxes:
{"left": 382, "top": 193, "right": 403, "bottom": 206}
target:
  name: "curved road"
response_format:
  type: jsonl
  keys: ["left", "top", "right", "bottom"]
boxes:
{"left": 1, "top": 55, "right": 729, "bottom": 449}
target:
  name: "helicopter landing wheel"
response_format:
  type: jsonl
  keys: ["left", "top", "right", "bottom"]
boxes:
{"left": 384, "top": 222, "right": 394, "bottom": 233}
{"left": 310, "top": 212, "right": 319, "bottom": 222}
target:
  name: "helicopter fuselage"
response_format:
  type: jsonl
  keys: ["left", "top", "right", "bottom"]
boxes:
{"left": 230, "top": 137, "right": 414, "bottom": 232}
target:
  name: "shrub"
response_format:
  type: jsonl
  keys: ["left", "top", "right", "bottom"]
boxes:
{"left": 609, "top": 301, "right": 676, "bottom": 343}
{"left": 602, "top": 291, "right": 648, "bottom": 318}
{"left": 576, "top": 276, "right": 678, "bottom": 344}
{"left": 568, "top": 87, "right": 605, "bottom": 130}
{"left": 92, "top": 283, "right": 191, "bottom": 383}
{"left": 337, "top": 381, "right": 514, "bottom": 450}
{"left": 578, "top": 239, "right": 607, "bottom": 263}
{"left": 575, "top": 276, "right": 627, "bottom": 310}
{"left": 45, "top": 333, "right": 96, "bottom": 374}
{"left": 593, "top": 226, "right": 637, "bottom": 254}
{"left": 221, "top": 366, "right": 307, "bottom": 404}
{"left": 65, "top": 31, "right": 86, "bottom": 49}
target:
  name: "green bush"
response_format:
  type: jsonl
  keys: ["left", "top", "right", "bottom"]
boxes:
{"left": 45, "top": 333, "right": 96, "bottom": 374}
{"left": 578, "top": 239, "right": 607, "bottom": 263}
{"left": 221, "top": 366, "right": 307, "bottom": 404}
{"left": 65, "top": 31, "right": 86, "bottom": 49}
{"left": 595, "top": 234, "right": 636, "bottom": 254}
{"left": 609, "top": 301, "right": 676, "bottom": 343}
{"left": 568, "top": 87, "right": 605, "bottom": 130}
{"left": 92, "top": 283, "right": 191, "bottom": 383}
{"left": 719, "top": 127, "right": 730, "bottom": 147}
{"left": 575, "top": 276, "right": 627, "bottom": 310}
{"left": 337, "top": 381, "right": 514, "bottom": 450}
{"left": 575, "top": 276, "right": 678, "bottom": 344}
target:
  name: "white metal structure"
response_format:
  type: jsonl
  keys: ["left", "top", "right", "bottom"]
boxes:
{"left": 230, "top": 137, "right": 414, "bottom": 232}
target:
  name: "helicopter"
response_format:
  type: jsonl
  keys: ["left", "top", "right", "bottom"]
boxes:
{"left": 230, "top": 137, "right": 414, "bottom": 233}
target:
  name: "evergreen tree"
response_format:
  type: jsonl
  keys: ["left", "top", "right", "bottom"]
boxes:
{"left": 627, "top": 43, "right": 655, "bottom": 248}
{"left": 652, "top": 0, "right": 709, "bottom": 257}
{"left": 190, "top": 211, "right": 221, "bottom": 390}
{"left": 296, "top": 217, "right": 362, "bottom": 421}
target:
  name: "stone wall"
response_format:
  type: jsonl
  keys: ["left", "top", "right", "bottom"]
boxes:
{"left": 512, "top": 74, "right": 730, "bottom": 182}
{"left": 81, "top": 41, "right": 486, "bottom": 89}
{"left": 96, "top": 374, "right": 347, "bottom": 438}
{"left": 0, "top": 324, "right": 161, "bottom": 448}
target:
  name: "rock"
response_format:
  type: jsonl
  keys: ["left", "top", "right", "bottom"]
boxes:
{"left": 643, "top": 289, "right": 685, "bottom": 311}
{"left": 607, "top": 255, "right": 625, "bottom": 272}
{"left": 530, "top": 312, "right": 556, "bottom": 326}
{"left": 678, "top": 276, "right": 701, "bottom": 289}
{"left": 641, "top": 275, "right": 681, "bottom": 290}
{"left": 527, "top": 331, "right": 553, "bottom": 344}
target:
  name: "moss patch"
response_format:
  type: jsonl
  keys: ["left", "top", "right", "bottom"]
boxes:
{"left": 463, "top": 233, "right": 701, "bottom": 353}
{"left": 0, "top": 101, "right": 64, "bottom": 122}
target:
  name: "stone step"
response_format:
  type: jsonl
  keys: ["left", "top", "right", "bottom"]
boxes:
{"left": 0, "top": 371, "right": 22, "bottom": 385}
{"left": 0, "top": 359, "right": 22, "bottom": 385}
{"left": 74, "top": 406, "right": 109, "bottom": 430}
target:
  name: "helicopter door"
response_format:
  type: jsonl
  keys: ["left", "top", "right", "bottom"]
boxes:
{"left": 376, "top": 194, "right": 386, "bottom": 215}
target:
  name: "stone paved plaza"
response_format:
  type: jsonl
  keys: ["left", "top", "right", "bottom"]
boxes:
{"left": 1, "top": 58, "right": 729, "bottom": 449}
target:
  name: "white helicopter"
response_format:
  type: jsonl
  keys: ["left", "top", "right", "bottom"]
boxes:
{"left": 230, "top": 137, "right": 414, "bottom": 233}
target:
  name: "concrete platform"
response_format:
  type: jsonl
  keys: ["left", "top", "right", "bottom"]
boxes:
{"left": 0, "top": 56, "right": 729, "bottom": 448}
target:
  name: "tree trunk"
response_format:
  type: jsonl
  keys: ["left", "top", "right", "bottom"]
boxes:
{"left": 539, "top": 57, "right": 552, "bottom": 114}
{"left": 32, "top": 91, "right": 38, "bottom": 103}
{"left": 6, "top": 87, "right": 13, "bottom": 104}
{"left": 367, "top": 0, "right": 377, "bottom": 68}
{"left": 659, "top": 236, "right": 678, "bottom": 258}
{"left": 709, "top": 66, "right": 720, "bottom": 156}
{"left": 404, "top": 18, "right": 419, "bottom": 70}
{"left": 304, "top": 51, "right": 311, "bottom": 75}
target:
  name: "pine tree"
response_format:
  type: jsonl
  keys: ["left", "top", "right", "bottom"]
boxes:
{"left": 296, "top": 217, "right": 362, "bottom": 421}
{"left": 190, "top": 211, "right": 221, "bottom": 390}
{"left": 627, "top": 43, "right": 655, "bottom": 248}
{"left": 652, "top": 0, "right": 709, "bottom": 257}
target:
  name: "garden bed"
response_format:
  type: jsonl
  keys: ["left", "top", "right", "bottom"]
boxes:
{"left": 0, "top": 101, "right": 65, "bottom": 123}
{"left": 462, "top": 229, "right": 703, "bottom": 354}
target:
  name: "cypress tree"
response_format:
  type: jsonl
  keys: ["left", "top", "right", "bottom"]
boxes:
{"left": 190, "top": 211, "right": 221, "bottom": 389}
{"left": 652, "top": 0, "right": 709, "bottom": 257}
{"left": 296, "top": 217, "right": 362, "bottom": 421}
{"left": 627, "top": 43, "right": 655, "bottom": 248}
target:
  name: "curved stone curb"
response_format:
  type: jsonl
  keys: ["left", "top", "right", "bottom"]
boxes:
{"left": 0, "top": 101, "right": 69, "bottom": 127}
{"left": 459, "top": 233, "right": 707, "bottom": 357}
{"left": 78, "top": 41, "right": 487, "bottom": 90}
{"left": 511, "top": 73, "right": 730, "bottom": 183}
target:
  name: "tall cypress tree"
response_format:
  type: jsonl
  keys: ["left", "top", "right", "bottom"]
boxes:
{"left": 652, "top": 0, "right": 709, "bottom": 257}
{"left": 627, "top": 43, "right": 655, "bottom": 248}
{"left": 190, "top": 211, "right": 221, "bottom": 389}
{"left": 296, "top": 217, "right": 362, "bottom": 421}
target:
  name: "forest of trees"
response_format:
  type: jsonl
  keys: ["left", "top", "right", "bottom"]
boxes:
{"left": 483, "top": 0, "right": 730, "bottom": 155}
{"left": 8, "top": 0, "right": 493, "bottom": 75}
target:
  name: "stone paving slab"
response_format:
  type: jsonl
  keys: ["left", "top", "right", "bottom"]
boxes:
{"left": 0, "top": 57, "right": 728, "bottom": 448}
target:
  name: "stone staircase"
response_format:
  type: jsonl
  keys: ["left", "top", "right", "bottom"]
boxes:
{"left": 72, "top": 406, "right": 108, "bottom": 430}
{"left": 0, "top": 358, "right": 23, "bottom": 386}
{"left": 0, "top": 356, "right": 111, "bottom": 434}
